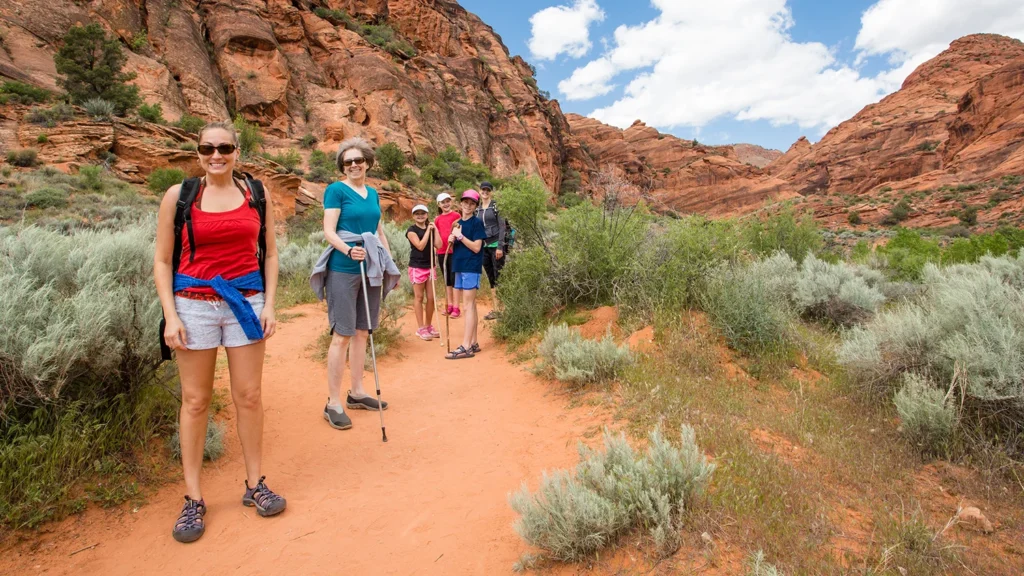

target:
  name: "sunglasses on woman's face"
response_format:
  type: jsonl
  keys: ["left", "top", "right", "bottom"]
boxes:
{"left": 342, "top": 157, "right": 366, "bottom": 167}
{"left": 197, "top": 143, "right": 237, "bottom": 156}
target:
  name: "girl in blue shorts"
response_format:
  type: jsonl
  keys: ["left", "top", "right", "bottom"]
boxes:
{"left": 445, "top": 190, "right": 486, "bottom": 359}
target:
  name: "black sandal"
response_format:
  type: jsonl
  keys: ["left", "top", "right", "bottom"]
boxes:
{"left": 172, "top": 496, "right": 206, "bottom": 543}
{"left": 242, "top": 476, "right": 287, "bottom": 517}
{"left": 470, "top": 343, "right": 481, "bottom": 354}
{"left": 446, "top": 345, "right": 475, "bottom": 360}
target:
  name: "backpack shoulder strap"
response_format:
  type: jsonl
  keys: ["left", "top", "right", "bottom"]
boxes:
{"left": 173, "top": 177, "right": 202, "bottom": 272}
{"left": 244, "top": 173, "right": 268, "bottom": 281}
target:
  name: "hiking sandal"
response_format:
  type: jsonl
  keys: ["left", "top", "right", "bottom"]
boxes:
{"left": 346, "top": 392, "right": 388, "bottom": 411}
{"left": 172, "top": 496, "right": 206, "bottom": 543}
{"left": 242, "top": 476, "right": 287, "bottom": 517}
{"left": 446, "top": 345, "right": 475, "bottom": 360}
{"left": 470, "top": 343, "right": 481, "bottom": 354}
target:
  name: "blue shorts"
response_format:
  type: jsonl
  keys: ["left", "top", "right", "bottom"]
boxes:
{"left": 454, "top": 272, "right": 481, "bottom": 290}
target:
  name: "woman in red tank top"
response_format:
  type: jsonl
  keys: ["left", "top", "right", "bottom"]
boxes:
{"left": 153, "top": 121, "right": 285, "bottom": 544}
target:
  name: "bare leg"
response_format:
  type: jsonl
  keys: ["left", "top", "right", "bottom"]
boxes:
{"left": 424, "top": 281, "right": 435, "bottom": 326}
{"left": 412, "top": 281, "right": 426, "bottom": 328}
{"left": 462, "top": 289, "right": 478, "bottom": 349}
{"left": 327, "top": 332, "right": 351, "bottom": 406}
{"left": 225, "top": 341, "right": 267, "bottom": 487}
{"left": 349, "top": 330, "right": 369, "bottom": 396}
{"left": 176, "top": 347, "right": 218, "bottom": 500}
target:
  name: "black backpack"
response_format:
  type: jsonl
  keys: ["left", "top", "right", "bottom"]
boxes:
{"left": 159, "top": 173, "right": 268, "bottom": 360}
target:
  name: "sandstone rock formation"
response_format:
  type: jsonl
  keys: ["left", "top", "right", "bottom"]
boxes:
{"left": 0, "top": 0, "right": 588, "bottom": 196}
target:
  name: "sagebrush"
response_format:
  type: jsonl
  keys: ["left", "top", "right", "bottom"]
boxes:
{"left": 536, "top": 324, "right": 632, "bottom": 384}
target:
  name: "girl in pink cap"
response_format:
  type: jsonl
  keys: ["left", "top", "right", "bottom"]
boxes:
{"left": 446, "top": 190, "right": 486, "bottom": 359}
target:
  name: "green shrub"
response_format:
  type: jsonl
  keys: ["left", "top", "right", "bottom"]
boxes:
{"left": 137, "top": 102, "right": 165, "bottom": 124}
{"left": 847, "top": 210, "right": 862, "bottom": 225}
{"left": 83, "top": 98, "right": 115, "bottom": 121}
{"left": 25, "top": 103, "right": 74, "bottom": 127}
{"left": 509, "top": 425, "right": 714, "bottom": 561}
{"left": 169, "top": 418, "right": 226, "bottom": 462}
{"left": 233, "top": 115, "right": 263, "bottom": 158}
{"left": 307, "top": 149, "right": 337, "bottom": 183}
{"left": 36, "top": 134, "right": 49, "bottom": 144}
{"left": 495, "top": 174, "right": 550, "bottom": 250}
{"left": 361, "top": 24, "right": 417, "bottom": 58}
{"left": 702, "top": 261, "right": 795, "bottom": 356}
{"left": 178, "top": 141, "right": 197, "bottom": 152}
{"left": 790, "top": 253, "right": 886, "bottom": 327}
{"left": 959, "top": 205, "right": 979, "bottom": 226}
{"left": 299, "top": 133, "right": 318, "bottom": 149}
{"left": 940, "top": 233, "right": 1011, "bottom": 264}
{"left": 876, "top": 228, "right": 941, "bottom": 281}
{"left": 24, "top": 187, "right": 70, "bottom": 209}
{"left": 147, "top": 167, "right": 186, "bottom": 193}
{"left": 494, "top": 246, "right": 555, "bottom": 339}
{"left": 536, "top": 324, "right": 632, "bottom": 384}
{"left": 175, "top": 114, "right": 205, "bottom": 134}
{"left": 376, "top": 142, "right": 405, "bottom": 179}
{"left": 0, "top": 81, "right": 51, "bottom": 104}
{"left": 77, "top": 165, "right": 104, "bottom": 191}
{"left": 264, "top": 148, "right": 301, "bottom": 173}
{"left": 894, "top": 373, "right": 955, "bottom": 454}
{"left": 6, "top": 148, "right": 38, "bottom": 167}
{"left": 55, "top": 23, "right": 141, "bottom": 115}
{"left": 314, "top": 7, "right": 357, "bottom": 28}
{"left": 743, "top": 207, "right": 821, "bottom": 263}
{"left": 420, "top": 146, "right": 491, "bottom": 189}
{"left": 399, "top": 167, "right": 419, "bottom": 188}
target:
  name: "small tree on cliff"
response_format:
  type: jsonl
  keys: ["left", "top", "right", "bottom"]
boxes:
{"left": 54, "top": 23, "right": 141, "bottom": 115}
{"left": 376, "top": 142, "right": 405, "bottom": 180}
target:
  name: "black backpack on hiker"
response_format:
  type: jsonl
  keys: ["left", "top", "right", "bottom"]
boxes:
{"left": 158, "top": 172, "right": 268, "bottom": 361}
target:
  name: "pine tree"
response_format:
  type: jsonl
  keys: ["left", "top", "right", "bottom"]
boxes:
{"left": 54, "top": 23, "right": 141, "bottom": 115}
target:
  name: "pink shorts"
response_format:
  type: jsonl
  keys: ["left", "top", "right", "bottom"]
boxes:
{"left": 408, "top": 267, "right": 434, "bottom": 285}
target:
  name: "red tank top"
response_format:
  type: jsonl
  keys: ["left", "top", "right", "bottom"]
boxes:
{"left": 176, "top": 180, "right": 261, "bottom": 296}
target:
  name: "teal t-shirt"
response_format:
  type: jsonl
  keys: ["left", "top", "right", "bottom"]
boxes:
{"left": 323, "top": 182, "right": 381, "bottom": 274}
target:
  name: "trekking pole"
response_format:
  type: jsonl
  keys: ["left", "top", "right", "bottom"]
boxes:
{"left": 441, "top": 248, "right": 451, "bottom": 354}
{"left": 429, "top": 230, "right": 445, "bottom": 348}
{"left": 358, "top": 259, "right": 388, "bottom": 443}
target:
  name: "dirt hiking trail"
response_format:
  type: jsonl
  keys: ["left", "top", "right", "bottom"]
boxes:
{"left": 2, "top": 303, "right": 610, "bottom": 575}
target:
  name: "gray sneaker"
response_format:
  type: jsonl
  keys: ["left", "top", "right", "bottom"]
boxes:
{"left": 323, "top": 401, "right": 352, "bottom": 430}
{"left": 346, "top": 392, "right": 388, "bottom": 411}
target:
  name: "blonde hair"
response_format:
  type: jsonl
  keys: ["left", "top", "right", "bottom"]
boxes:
{"left": 198, "top": 121, "right": 239, "bottom": 145}
{"left": 336, "top": 137, "right": 376, "bottom": 171}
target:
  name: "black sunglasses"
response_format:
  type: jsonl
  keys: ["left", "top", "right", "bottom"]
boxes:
{"left": 342, "top": 157, "right": 366, "bottom": 167}
{"left": 197, "top": 143, "right": 237, "bottom": 156}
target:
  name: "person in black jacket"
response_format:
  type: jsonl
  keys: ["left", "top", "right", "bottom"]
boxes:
{"left": 475, "top": 181, "right": 506, "bottom": 320}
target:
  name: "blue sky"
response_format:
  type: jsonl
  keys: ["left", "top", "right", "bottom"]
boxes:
{"left": 459, "top": 0, "right": 1024, "bottom": 151}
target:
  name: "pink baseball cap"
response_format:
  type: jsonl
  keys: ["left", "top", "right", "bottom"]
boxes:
{"left": 461, "top": 189, "right": 480, "bottom": 203}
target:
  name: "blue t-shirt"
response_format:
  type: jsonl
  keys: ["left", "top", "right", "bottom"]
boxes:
{"left": 323, "top": 182, "right": 381, "bottom": 274}
{"left": 451, "top": 215, "right": 486, "bottom": 274}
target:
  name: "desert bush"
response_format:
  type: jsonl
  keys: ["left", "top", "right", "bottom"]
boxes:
{"left": 399, "top": 167, "right": 419, "bottom": 188}
{"left": 55, "top": 24, "right": 141, "bottom": 115}
{"left": 36, "top": 134, "right": 49, "bottom": 144}
{"left": 178, "top": 142, "right": 197, "bottom": 152}
{"left": 847, "top": 211, "right": 862, "bottom": 225}
{"left": 233, "top": 115, "right": 263, "bottom": 158}
{"left": 876, "top": 228, "right": 941, "bottom": 281}
{"left": 743, "top": 207, "right": 822, "bottom": 263}
{"left": 147, "top": 167, "right": 186, "bottom": 193}
{"left": 0, "top": 81, "right": 51, "bottom": 104}
{"left": 839, "top": 254, "right": 1024, "bottom": 444}
{"left": 894, "top": 372, "right": 955, "bottom": 453}
{"left": 174, "top": 114, "right": 205, "bottom": 134}
{"left": 940, "top": 231, "right": 1013, "bottom": 265}
{"left": 137, "top": 102, "right": 165, "bottom": 124}
{"left": 790, "top": 253, "right": 886, "bottom": 326}
{"left": 382, "top": 220, "right": 411, "bottom": 273}
{"left": 278, "top": 240, "right": 322, "bottom": 279}
{"left": 509, "top": 425, "right": 714, "bottom": 561}
{"left": 77, "top": 165, "right": 104, "bottom": 191}
{"left": 747, "top": 551, "right": 785, "bottom": 576}
{"left": 264, "top": 148, "right": 301, "bottom": 173}
{"left": 24, "top": 187, "right": 70, "bottom": 209}
{"left": 536, "top": 324, "right": 632, "bottom": 384}
{"left": 420, "top": 146, "right": 491, "bottom": 189}
{"left": 25, "top": 103, "right": 74, "bottom": 127}
{"left": 168, "top": 418, "right": 226, "bottom": 461}
{"left": 307, "top": 149, "right": 337, "bottom": 183}
{"left": 614, "top": 217, "right": 745, "bottom": 323}
{"left": 494, "top": 246, "right": 555, "bottom": 339}
{"left": 298, "top": 133, "right": 318, "bottom": 149}
{"left": 376, "top": 142, "right": 405, "bottom": 180}
{"left": 83, "top": 98, "right": 115, "bottom": 121}
{"left": 959, "top": 205, "right": 979, "bottom": 226}
{"left": 701, "top": 261, "right": 795, "bottom": 356}
{"left": 6, "top": 148, "right": 38, "bottom": 167}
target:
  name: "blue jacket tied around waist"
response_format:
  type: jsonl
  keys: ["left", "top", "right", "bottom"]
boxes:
{"left": 174, "top": 271, "right": 265, "bottom": 340}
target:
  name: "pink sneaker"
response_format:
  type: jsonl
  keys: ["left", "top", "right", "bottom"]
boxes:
{"left": 450, "top": 307, "right": 461, "bottom": 319}
{"left": 428, "top": 325, "right": 440, "bottom": 338}
{"left": 416, "top": 327, "right": 432, "bottom": 341}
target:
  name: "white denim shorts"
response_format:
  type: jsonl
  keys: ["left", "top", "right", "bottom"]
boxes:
{"left": 174, "top": 293, "right": 265, "bottom": 350}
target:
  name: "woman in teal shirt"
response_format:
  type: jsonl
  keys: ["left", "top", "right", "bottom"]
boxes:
{"left": 321, "top": 137, "right": 393, "bottom": 431}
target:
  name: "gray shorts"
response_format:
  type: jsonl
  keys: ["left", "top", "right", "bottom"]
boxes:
{"left": 174, "top": 293, "right": 265, "bottom": 350}
{"left": 326, "top": 270, "right": 381, "bottom": 336}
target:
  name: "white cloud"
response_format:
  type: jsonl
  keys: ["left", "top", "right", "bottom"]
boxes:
{"left": 562, "top": 0, "right": 1024, "bottom": 135}
{"left": 528, "top": 0, "right": 606, "bottom": 61}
